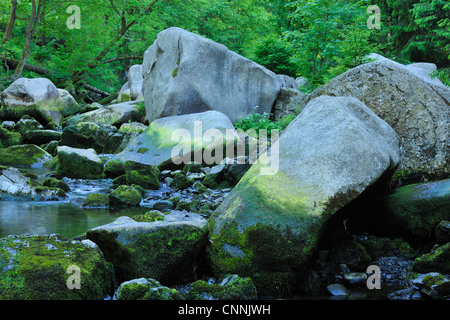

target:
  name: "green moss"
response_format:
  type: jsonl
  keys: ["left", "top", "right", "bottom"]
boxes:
{"left": 108, "top": 185, "right": 142, "bottom": 207}
{"left": 0, "top": 234, "right": 114, "bottom": 300}
{"left": 83, "top": 193, "right": 109, "bottom": 208}
{"left": 187, "top": 275, "right": 257, "bottom": 300}
{"left": 0, "top": 126, "right": 22, "bottom": 148}
{"left": 172, "top": 66, "right": 179, "bottom": 78}
{"left": 132, "top": 211, "right": 165, "bottom": 222}
{"left": 137, "top": 148, "right": 149, "bottom": 154}
{"left": 124, "top": 161, "right": 160, "bottom": 190}
{"left": 413, "top": 242, "right": 450, "bottom": 273}
{"left": 42, "top": 178, "right": 71, "bottom": 192}
{"left": 208, "top": 221, "right": 306, "bottom": 297}
{"left": 103, "top": 159, "right": 125, "bottom": 178}
{"left": 116, "top": 278, "right": 182, "bottom": 300}
{"left": 170, "top": 172, "right": 193, "bottom": 190}
{"left": 0, "top": 144, "right": 51, "bottom": 167}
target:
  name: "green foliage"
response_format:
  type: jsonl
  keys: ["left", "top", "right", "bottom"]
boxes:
{"left": 234, "top": 111, "right": 297, "bottom": 139}
{"left": 251, "top": 36, "right": 299, "bottom": 77}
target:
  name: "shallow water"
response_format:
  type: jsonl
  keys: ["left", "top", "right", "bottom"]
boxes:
{"left": 0, "top": 167, "right": 153, "bottom": 239}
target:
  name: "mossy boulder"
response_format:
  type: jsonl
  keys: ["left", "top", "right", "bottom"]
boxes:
{"left": 23, "top": 130, "right": 62, "bottom": 146}
{"left": 14, "top": 116, "right": 44, "bottom": 135}
{"left": 42, "top": 177, "right": 71, "bottom": 192}
{"left": 413, "top": 242, "right": 450, "bottom": 274}
{"left": 82, "top": 193, "right": 109, "bottom": 208}
{"left": 183, "top": 162, "right": 203, "bottom": 174}
{"left": 65, "top": 101, "right": 141, "bottom": 128}
{"left": 103, "top": 159, "right": 125, "bottom": 178}
{"left": 55, "top": 146, "right": 104, "bottom": 180}
{"left": 0, "top": 126, "right": 22, "bottom": 148}
{"left": 108, "top": 185, "right": 142, "bottom": 207}
{"left": 0, "top": 144, "right": 52, "bottom": 167}
{"left": 60, "top": 122, "right": 122, "bottom": 154}
{"left": 123, "top": 160, "right": 160, "bottom": 190}
{"left": 86, "top": 212, "right": 208, "bottom": 284}
{"left": 383, "top": 179, "right": 450, "bottom": 238}
{"left": 0, "top": 234, "right": 114, "bottom": 300}
{"left": 170, "top": 171, "right": 193, "bottom": 190}
{"left": 208, "top": 96, "right": 400, "bottom": 297}
{"left": 113, "top": 278, "right": 182, "bottom": 300}
{"left": 187, "top": 274, "right": 257, "bottom": 300}
{"left": 113, "top": 110, "right": 238, "bottom": 169}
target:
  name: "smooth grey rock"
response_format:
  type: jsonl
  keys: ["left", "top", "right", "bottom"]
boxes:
{"left": 209, "top": 95, "right": 400, "bottom": 297}
{"left": 142, "top": 27, "right": 296, "bottom": 123}
{"left": 305, "top": 56, "right": 449, "bottom": 177}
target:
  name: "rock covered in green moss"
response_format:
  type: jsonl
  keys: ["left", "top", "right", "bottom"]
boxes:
{"left": 108, "top": 185, "right": 142, "bottom": 207}
{"left": 86, "top": 212, "right": 208, "bottom": 284}
{"left": 435, "top": 220, "right": 450, "bottom": 244}
{"left": 410, "top": 272, "right": 450, "bottom": 300}
{"left": 43, "top": 177, "right": 71, "bottom": 192}
{"left": 0, "top": 144, "right": 52, "bottom": 167}
{"left": 23, "top": 129, "right": 62, "bottom": 146}
{"left": 113, "top": 278, "right": 182, "bottom": 300}
{"left": 0, "top": 78, "right": 80, "bottom": 126}
{"left": 383, "top": 179, "right": 450, "bottom": 238}
{"left": 103, "top": 159, "right": 125, "bottom": 178}
{"left": 60, "top": 122, "right": 122, "bottom": 154}
{"left": 56, "top": 146, "right": 104, "bottom": 179}
{"left": 83, "top": 193, "right": 109, "bottom": 208}
{"left": 0, "top": 234, "right": 114, "bottom": 300}
{"left": 132, "top": 211, "right": 165, "bottom": 222}
{"left": 112, "top": 110, "right": 238, "bottom": 169}
{"left": 123, "top": 160, "right": 160, "bottom": 190}
{"left": 413, "top": 242, "right": 450, "bottom": 274}
{"left": 65, "top": 101, "right": 141, "bottom": 128}
{"left": 208, "top": 96, "right": 401, "bottom": 297}
{"left": 0, "top": 125, "right": 22, "bottom": 148}
{"left": 170, "top": 171, "right": 193, "bottom": 190}
{"left": 187, "top": 275, "right": 257, "bottom": 300}
{"left": 14, "top": 116, "right": 44, "bottom": 135}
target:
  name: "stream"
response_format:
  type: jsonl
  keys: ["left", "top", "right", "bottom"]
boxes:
{"left": 0, "top": 166, "right": 225, "bottom": 239}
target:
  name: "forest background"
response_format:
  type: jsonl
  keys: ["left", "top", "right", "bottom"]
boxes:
{"left": 0, "top": 0, "right": 448, "bottom": 100}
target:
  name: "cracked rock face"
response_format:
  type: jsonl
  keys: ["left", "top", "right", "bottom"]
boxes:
{"left": 304, "top": 58, "right": 450, "bottom": 178}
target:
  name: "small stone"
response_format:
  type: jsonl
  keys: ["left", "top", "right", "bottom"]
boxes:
{"left": 326, "top": 284, "right": 352, "bottom": 297}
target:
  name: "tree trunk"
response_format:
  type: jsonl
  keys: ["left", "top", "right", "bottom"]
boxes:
{"left": 1, "top": 0, "right": 18, "bottom": 45}
{"left": 13, "top": 0, "right": 42, "bottom": 80}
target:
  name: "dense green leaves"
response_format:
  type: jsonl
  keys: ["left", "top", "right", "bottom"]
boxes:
{"left": 0, "top": 0, "right": 448, "bottom": 95}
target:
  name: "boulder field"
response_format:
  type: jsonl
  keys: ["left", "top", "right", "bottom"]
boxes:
{"left": 0, "top": 27, "right": 449, "bottom": 300}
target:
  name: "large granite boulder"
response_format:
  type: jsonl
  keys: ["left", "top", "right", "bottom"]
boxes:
{"left": 142, "top": 27, "right": 296, "bottom": 124}
{"left": 208, "top": 96, "right": 400, "bottom": 297}
{"left": 0, "top": 78, "right": 80, "bottom": 125}
{"left": 304, "top": 56, "right": 449, "bottom": 178}
{"left": 86, "top": 212, "right": 209, "bottom": 284}
{"left": 113, "top": 110, "right": 238, "bottom": 169}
